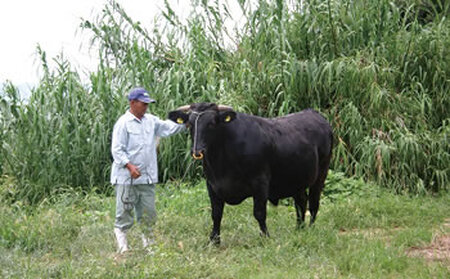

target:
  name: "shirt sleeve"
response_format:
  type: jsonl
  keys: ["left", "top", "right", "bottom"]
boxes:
{"left": 111, "top": 118, "right": 130, "bottom": 167}
{"left": 154, "top": 115, "right": 186, "bottom": 138}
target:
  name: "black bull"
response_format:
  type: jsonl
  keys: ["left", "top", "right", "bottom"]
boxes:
{"left": 169, "top": 103, "right": 333, "bottom": 244}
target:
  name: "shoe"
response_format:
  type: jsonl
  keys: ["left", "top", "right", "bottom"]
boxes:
{"left": 114, "top": 228, "right": 130, "bottom": 254}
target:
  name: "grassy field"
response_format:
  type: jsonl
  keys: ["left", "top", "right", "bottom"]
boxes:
{"left": 1, "top": 173, "right": 449, "bottom": 278}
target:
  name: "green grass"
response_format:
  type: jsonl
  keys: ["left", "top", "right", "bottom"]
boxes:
{"left": 1, "top": 174, "right": 449, "bottom": 278}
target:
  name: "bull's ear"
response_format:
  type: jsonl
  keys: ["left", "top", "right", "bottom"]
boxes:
{"left": 219, "top": 111, "right": 236, "bottom": 123}
{"left": 168, "top": 111, "right": 189, "bottom": 124}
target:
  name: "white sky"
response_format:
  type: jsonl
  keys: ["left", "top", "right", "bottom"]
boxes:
{"left": 0, "top": 0, "right": 209, "bottom": 88}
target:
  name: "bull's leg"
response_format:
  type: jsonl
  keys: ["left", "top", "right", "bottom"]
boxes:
{"left": 251, "top": 175, "right": 270, "bottom": 237}
{"left": 308, "top": 186, "right": 321, "bottom": 225}
{"left": 293, "top": 188, "right": 307, "bottom": 229}
{"left": 309, "top": 166, "right": 329, "bottom": 225}
{"left": 253, "top": 195, "right": 270, "bottom": 237}
{"left": 207, "top": 182, "right": 224, "bottom": 245}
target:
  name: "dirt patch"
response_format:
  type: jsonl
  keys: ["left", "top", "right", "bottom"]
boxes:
{"left": 339, "top": 227, "right": 386, "bottom": 237}
{"left": 338, "top": 226, "right": 402, "bottom": 239}
{"left": 406, "top": 219, "right": 450, "bottom": 264}
{"left": 406, "top": 234, "right": 450, "bottom": 263}
{"left": 339, "top": 219, "right": 450, "bottom": 264}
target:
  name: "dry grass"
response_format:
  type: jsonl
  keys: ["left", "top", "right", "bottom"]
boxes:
{"left": 406, "top": 219, "right": 450, "bottom": 265}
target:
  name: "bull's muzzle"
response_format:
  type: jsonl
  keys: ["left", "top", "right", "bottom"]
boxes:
{"left": 192, "top": 151, "right": 204, "bottom": 160}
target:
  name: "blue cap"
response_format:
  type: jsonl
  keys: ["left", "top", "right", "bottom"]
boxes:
{"left": 127, "top": 87, "right": 156, "bottom": 103}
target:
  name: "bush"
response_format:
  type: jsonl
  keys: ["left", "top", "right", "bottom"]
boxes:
{"left": 1, "top": 0, "right": 448, "bottom": 203}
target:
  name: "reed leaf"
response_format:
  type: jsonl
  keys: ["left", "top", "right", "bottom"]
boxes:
{"left": 1, "top": 0, "right": 449, "bottom": 203}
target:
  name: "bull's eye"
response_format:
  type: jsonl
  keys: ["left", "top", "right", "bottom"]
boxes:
{"left": 224, "top": 115, "right": 231, "bottom": 122}
{"left": 177, "top": 118, "right": 184, "bottom": 124}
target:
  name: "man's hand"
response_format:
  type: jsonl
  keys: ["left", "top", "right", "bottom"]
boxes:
{"left": 125, "top": 163, "right": 141, "bottom": 179}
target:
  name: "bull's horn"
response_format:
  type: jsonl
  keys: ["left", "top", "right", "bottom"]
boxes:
{"left": 217, "top": 105, "right": 233, "bottom": 111}
{"left": 176, "top": 105, "right": 191, "bottom": 111}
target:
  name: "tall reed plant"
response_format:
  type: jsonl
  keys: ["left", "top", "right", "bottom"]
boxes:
{"left": 1, "top": 0, "right": 449, "bottom": 204}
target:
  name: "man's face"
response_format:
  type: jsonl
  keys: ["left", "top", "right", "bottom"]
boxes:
{"left": 130, "top": 100, "right": 149, "bottom": 119}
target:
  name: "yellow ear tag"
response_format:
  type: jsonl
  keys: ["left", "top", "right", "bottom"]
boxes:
{"left": 224, "top": 115, "right": 231, "bottom": 122}
{"left": 177, "top": 118, "right": 184, "bottom": 124}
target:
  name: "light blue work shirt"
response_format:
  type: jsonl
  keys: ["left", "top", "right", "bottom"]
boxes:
{"left": 110, "top": 110, "right": 185, "bottom": 185}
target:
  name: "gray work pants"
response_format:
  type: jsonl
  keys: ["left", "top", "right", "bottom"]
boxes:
{"left": 114, "top": 184, "right": 156, "bottom": 234}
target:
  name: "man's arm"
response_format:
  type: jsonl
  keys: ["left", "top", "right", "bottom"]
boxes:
{"left": 112, "top": 120, "right": 144, "bottom": 179}
{"left": 154, "top": 116, "right": 186, "bottom": 138}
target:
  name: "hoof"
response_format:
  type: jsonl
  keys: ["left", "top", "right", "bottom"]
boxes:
{"left": 296, "top": 222, "right": 306, "bottom": 230}
{"left": 209, "top": 235, "right": 221, "bottom": 246}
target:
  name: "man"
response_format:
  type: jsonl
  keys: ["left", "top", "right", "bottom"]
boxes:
{"left": 111, "top": 87, "right": 185, "bottom": 254}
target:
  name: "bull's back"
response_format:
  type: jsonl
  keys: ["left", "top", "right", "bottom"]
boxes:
{"left": 268, "top": 110, "right": 333, "bottom": 200}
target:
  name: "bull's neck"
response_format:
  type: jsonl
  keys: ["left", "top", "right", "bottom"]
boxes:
{"left": 204, "top": 125, "right": 229, "bottom": 158}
